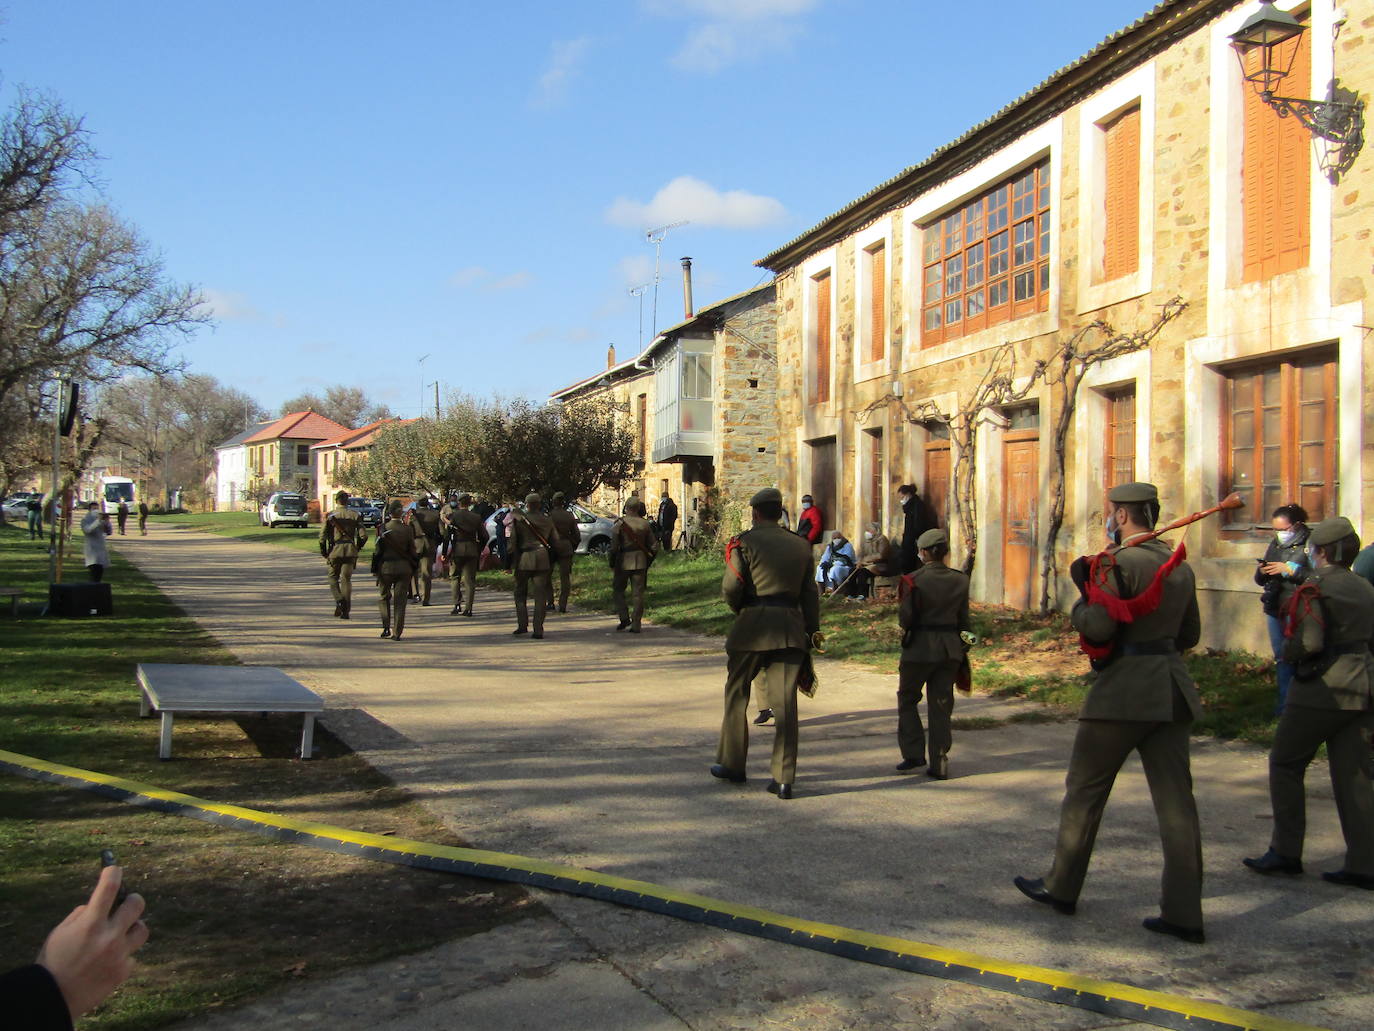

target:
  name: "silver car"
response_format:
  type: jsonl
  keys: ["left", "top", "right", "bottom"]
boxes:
{"left": 484, "top": 502, "right": 616, "bottom": 555}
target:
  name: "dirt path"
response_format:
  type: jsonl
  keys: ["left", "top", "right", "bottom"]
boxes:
{"left": 112, "top": 524, "right": 1371, "bottom": 1031}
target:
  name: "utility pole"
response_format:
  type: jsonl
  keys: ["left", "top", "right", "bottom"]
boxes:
{"left": 417, "top": 354, "right": 431, "bottom": 418}
{"left": 645, "top": 221, "right": 688, "bottom": 340}
{"left": 433, "top": 381, "right": 440, "bottom": 420}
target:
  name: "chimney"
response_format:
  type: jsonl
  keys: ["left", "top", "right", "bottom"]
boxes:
{"left": 681, "top": 257, "right": 694, "bottom": 319}
{"left": 607, "top": 344, "right": 616, "bottom": 369}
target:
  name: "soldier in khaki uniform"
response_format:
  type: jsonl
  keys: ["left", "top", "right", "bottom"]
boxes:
{"left": 611, "top": 499, "right": 659, "bottom": 633}
{"left": 319, "top": 490, "right": 366, "bottom": 619}
{"left": 1015, "top": 482, "right": 1206, "bottom": 943}
{"left": 1244, "top": 516, "right": 1374, "bottom": 889}
{"left": 442, "top": 493, "right": 489, "bottom": 617}
{"left": 374, "top": 501, "right": 420, "bottom": 640}
{"left": 509, "top": 492, "right": 560, "bottom": 639}
{"left": 410, "top": 498, "right": 442, "bottom": 606}
{"left": 895, "top": 528, "right": 970, "bottom": 780}
{"left": 711, "top": 487, "right": 821, "bottom": 800}
{"left": 548, "top": 492, "right": 581, "bottom": 614}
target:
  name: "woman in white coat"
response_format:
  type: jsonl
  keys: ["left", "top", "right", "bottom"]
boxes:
{"left": 80, "top": 502, "right": 112, "bottom": 581}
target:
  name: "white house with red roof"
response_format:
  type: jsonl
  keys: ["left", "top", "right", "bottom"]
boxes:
{"left": 242, "top": 411, "right": 352, "bottom": 502}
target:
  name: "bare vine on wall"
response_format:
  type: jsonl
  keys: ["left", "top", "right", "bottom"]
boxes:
{"left": 860, "top": 296, "right": 1186, "bottom": 612}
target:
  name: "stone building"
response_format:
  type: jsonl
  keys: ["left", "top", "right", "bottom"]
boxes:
{"left": 757, "top": 0, "right": 1370, "bottom": 653}
{"left": 551, "top": 281, "right": 779, "bottom": 540}
{"left": 243, "top": 411, "right": 351, "bottom": 502}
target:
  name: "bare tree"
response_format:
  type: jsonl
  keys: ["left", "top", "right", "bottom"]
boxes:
{"left": 862, "top": 298, "right": 1186, "bottom": 611}
{"left": 278, "top": 384, "right": 391, "bottom": 428}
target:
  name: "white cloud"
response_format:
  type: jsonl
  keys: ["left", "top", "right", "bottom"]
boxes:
{"left": 487, "top": 270, "right": 533, "bottom": 291}
{"left": 449, "top": 266, "right": 486, "bottom": 288}
{"left": 606, "top": 176, "right": 786, "bottom": 231}
{"left": 531, "top": 37, "right": 592, "bottom": 108}
{"left": 617, "top": 254, "right": 655, "bottom": 288}
{"left": 447, "top": 267, "right": 533, "bottom": 292}
{"left": 201, "top": 288, "right": 263, "bottom": 322}
{"left": 643, "top": 0, "right": 820, "bottom": 72}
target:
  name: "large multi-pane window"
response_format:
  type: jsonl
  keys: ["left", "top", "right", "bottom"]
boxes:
{"left": 1223, "top": 350, "right": 1337, "bottom": 530}
{"left": 1102, "top": 386, "right": 1136, "bottom": 512}
{"left": 921, "top": 161, "right": 1051, "bottom": 346}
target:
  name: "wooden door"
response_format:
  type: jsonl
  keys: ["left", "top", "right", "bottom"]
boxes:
{"left": 1002, "top": 435, "right": 1038, "bottom": 609}
{"left": 924, "top": 444, "right": 950, "bottom": 530}
{"left": 809, "top": 437, "right": 837, "bottom": 532}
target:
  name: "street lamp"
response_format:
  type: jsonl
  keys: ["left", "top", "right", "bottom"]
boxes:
{"left": 1228, "top": 2, "right": 1364, "bottom": 177}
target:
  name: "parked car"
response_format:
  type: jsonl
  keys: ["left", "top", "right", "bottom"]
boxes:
{"left": 2, "top": 494, "right": 35, "bottom": 521}
{"left": 483, "top": 501, "right": 615, "bottom": 556}
{"left": 260, "top": 492, "right": 309, "bottom": 528}
{"left": 345, "top": 497, "right": 382, "bottom": 527}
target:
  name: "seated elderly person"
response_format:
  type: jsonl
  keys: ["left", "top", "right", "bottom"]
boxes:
{"left": 850, "top": 521, "right": 895, "bottom": 599}
{"left": 815, "top": 531, "right": 857, "bottom": 594}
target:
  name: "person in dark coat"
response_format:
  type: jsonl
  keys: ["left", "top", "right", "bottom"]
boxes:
{"left": 896, "top": 484, "right": 936, "bottom": 575}
{"left": 1254, "top": 503, "right": 1311, "bottom": 714}
{"left": 657, "top": 494, "right": 679, "bottom": 551}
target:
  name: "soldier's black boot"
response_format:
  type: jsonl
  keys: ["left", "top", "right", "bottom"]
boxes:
{"left": 451, "top": 605, "right": 461, "bottom": 615}
{"left": 333, "top": 600, "right": 342, "bottom": 618}
{"left": 340, "top": 598, "right": 350, "bottom": 619}
{"left": 753, "top": 708, "right": 774, "bottom": 725}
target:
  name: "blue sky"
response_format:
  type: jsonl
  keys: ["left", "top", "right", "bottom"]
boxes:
{"left": 4, "top": 0, "right": 1161, "bottom": 421}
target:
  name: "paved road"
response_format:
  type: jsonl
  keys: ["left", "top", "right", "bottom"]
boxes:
{"left": 112, "top": 525, "right": 1372, "bottom": 1031}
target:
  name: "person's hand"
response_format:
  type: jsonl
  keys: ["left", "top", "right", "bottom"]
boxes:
{"left": 37, "top": 864, "right": 148, "bottom": 1018}
{"left": 1259, "top": 561, "right": 1288, "bottom": 577}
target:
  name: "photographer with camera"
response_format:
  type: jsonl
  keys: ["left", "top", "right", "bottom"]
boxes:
{"left": 1255, "top": 504, "right": 1311, "bottom": 715}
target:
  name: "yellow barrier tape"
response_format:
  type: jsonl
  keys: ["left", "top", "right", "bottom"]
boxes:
{"left": 0, "top": 749, "right": 1328, "bottom": 1031}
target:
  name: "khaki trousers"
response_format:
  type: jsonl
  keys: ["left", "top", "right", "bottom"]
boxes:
{"left": 450, "top": 555, "right": 478, "bottom": 613}
{"left": 415, "top": 553, "right": 433, "bottom": 604}
{"left": 1269, "top": 704, "right": 1374, "bottom": 874}
{"left": 717, "top": 648, "right": 803, "bottom": 784}
{"left": 327, "top": 557, "right": 355, "bottom": 605}
{"left": 552, "top": 556, "right": 573, "bottom": 612}
{"left": 1045, "top": 715, "right": 1203, "bottom": 929}
{"left": 897, "top": 660, "right": 957, "bottom": 764}
{"left": 377, "top": 573, "right": 410, "bottom": 635}
{"left": 514, "top": 569, "right": 547, "bottom": 634}
{"left": 613, "top": 568, "right": 647, "bottom": 628}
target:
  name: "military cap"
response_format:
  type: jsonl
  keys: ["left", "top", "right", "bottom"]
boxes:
{"left": 917, "top": 528, "right": 948, "bottom": 550}
{"left": 1309, "top": 516, "right": 1357, "bottom": 547}
{"left": 334, "top": 489, "right": 349, "bottom": 502}
{"left": 750, "top": 487, "right": 783, "bottom": 507}
{"left": 525, "top": 492, "right": 542, "bottom": 507}
{"left": 551, "top": 491, "right": 566, "bottom": 504}
{"left": 1107, "top": 481, "right": 1159, "bottom": 504}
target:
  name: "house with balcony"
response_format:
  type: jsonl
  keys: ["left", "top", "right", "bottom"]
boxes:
{"left": 551, "top": 281, "right": 778, "bottom": 535}
{"left": 311, "top": 418, "right": 409, "bottom": 511}
{"left": 243, "top": 410, "right": 352, "bottom": 503}
{"left": 756, "top": 0, "right": 1371, "bottom": 652}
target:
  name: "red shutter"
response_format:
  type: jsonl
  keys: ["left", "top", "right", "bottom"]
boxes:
{"left": 1103, "top": 107, "right": 1140, "bottom": 281}
{"left": 869, "top": 244, "right": 885, "bottom": 363}
{"left": 813, "top": 271, "right": 831, "bottom": 404}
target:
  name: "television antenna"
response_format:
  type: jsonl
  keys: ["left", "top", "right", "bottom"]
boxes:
{"left": 645, "top": 220, "right": 688, "bottom": 340}
{"left": 628, "top": 283, "right": 650, "bottom": 350}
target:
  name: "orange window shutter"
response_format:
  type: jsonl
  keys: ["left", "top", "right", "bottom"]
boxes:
{"left": 814, "top": 273, "right": 831, "bottom": 403}
{"left": 1103, "top": 107, "right": 1140, "bottom": 281}
{"left": 870, "top": 245, "right": 885, "bottom": 363}
{"left": 1243, "top": 25, "right": 1309, "bottom": 281}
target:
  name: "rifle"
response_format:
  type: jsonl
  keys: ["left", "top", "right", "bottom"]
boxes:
{"left": 1116, "top": 492, "right": 1244, "bottom": 550}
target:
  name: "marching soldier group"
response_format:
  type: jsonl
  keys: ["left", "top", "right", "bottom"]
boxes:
{"left": 321, "top": 478, "right": 1374, "bottom": 945}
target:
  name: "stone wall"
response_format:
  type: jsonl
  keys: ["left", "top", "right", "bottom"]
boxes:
{"left": 770, "top": 0, "right": 1370, "bottom": 655}
{"left": 713, "top": 288, "right": 780, "bottom": 536}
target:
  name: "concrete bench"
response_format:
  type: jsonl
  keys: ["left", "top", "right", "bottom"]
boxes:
{"left": 0, "top": 586, "right": 21, "bottom": 616}
{"left": 137, "top": 663, "right": 323, "bottom": 761}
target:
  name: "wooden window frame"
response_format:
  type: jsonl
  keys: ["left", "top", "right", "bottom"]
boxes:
{"left": 920, "top": 161, "right": 1051, "bottom": 347}
{"left": 865, "top": 428, "right": 884, "bottom": 526}
{"left": 1102, "top": 385, "right": 1137, "bottom": 511}
{"left": 1220, "top": 348, "right": 1338, "bottom": 536}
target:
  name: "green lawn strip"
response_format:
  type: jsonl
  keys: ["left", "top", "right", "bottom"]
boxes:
{"left": 0, "top": 524, "right": 533, "bottom": 1031}
{"left": 151, "top": 511, "right": 324, "bottom": 555}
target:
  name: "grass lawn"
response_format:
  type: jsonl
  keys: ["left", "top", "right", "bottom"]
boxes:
{"left": 0, "top": 523, "right": 535, "bottom": 1030}
{"left": 150, "top": 510, "right": 324, "bottom": 555}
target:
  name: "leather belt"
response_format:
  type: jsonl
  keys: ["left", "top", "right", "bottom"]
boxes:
{"left": 1118, "top": 640, "right": 1176, "bottom": 656}
{"left": 746, "top": 595, "right": 798, "bottom": 608}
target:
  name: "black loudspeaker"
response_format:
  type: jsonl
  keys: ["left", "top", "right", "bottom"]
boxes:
{"left": 48, "top": 581, "right": 113, "bottom": 617}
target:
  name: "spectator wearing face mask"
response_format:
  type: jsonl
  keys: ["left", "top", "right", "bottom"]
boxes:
{"left": 796, "top": 494, "right": 824, "bottom": 546}
{"left": 851, "top": 521, "right": 895, "bottom": 599}
{"left": 1255, "top": 504, "right": 1311, "bottom": 715}
{"left": 815, "top": 531, "right": 856, "bottom": 594}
